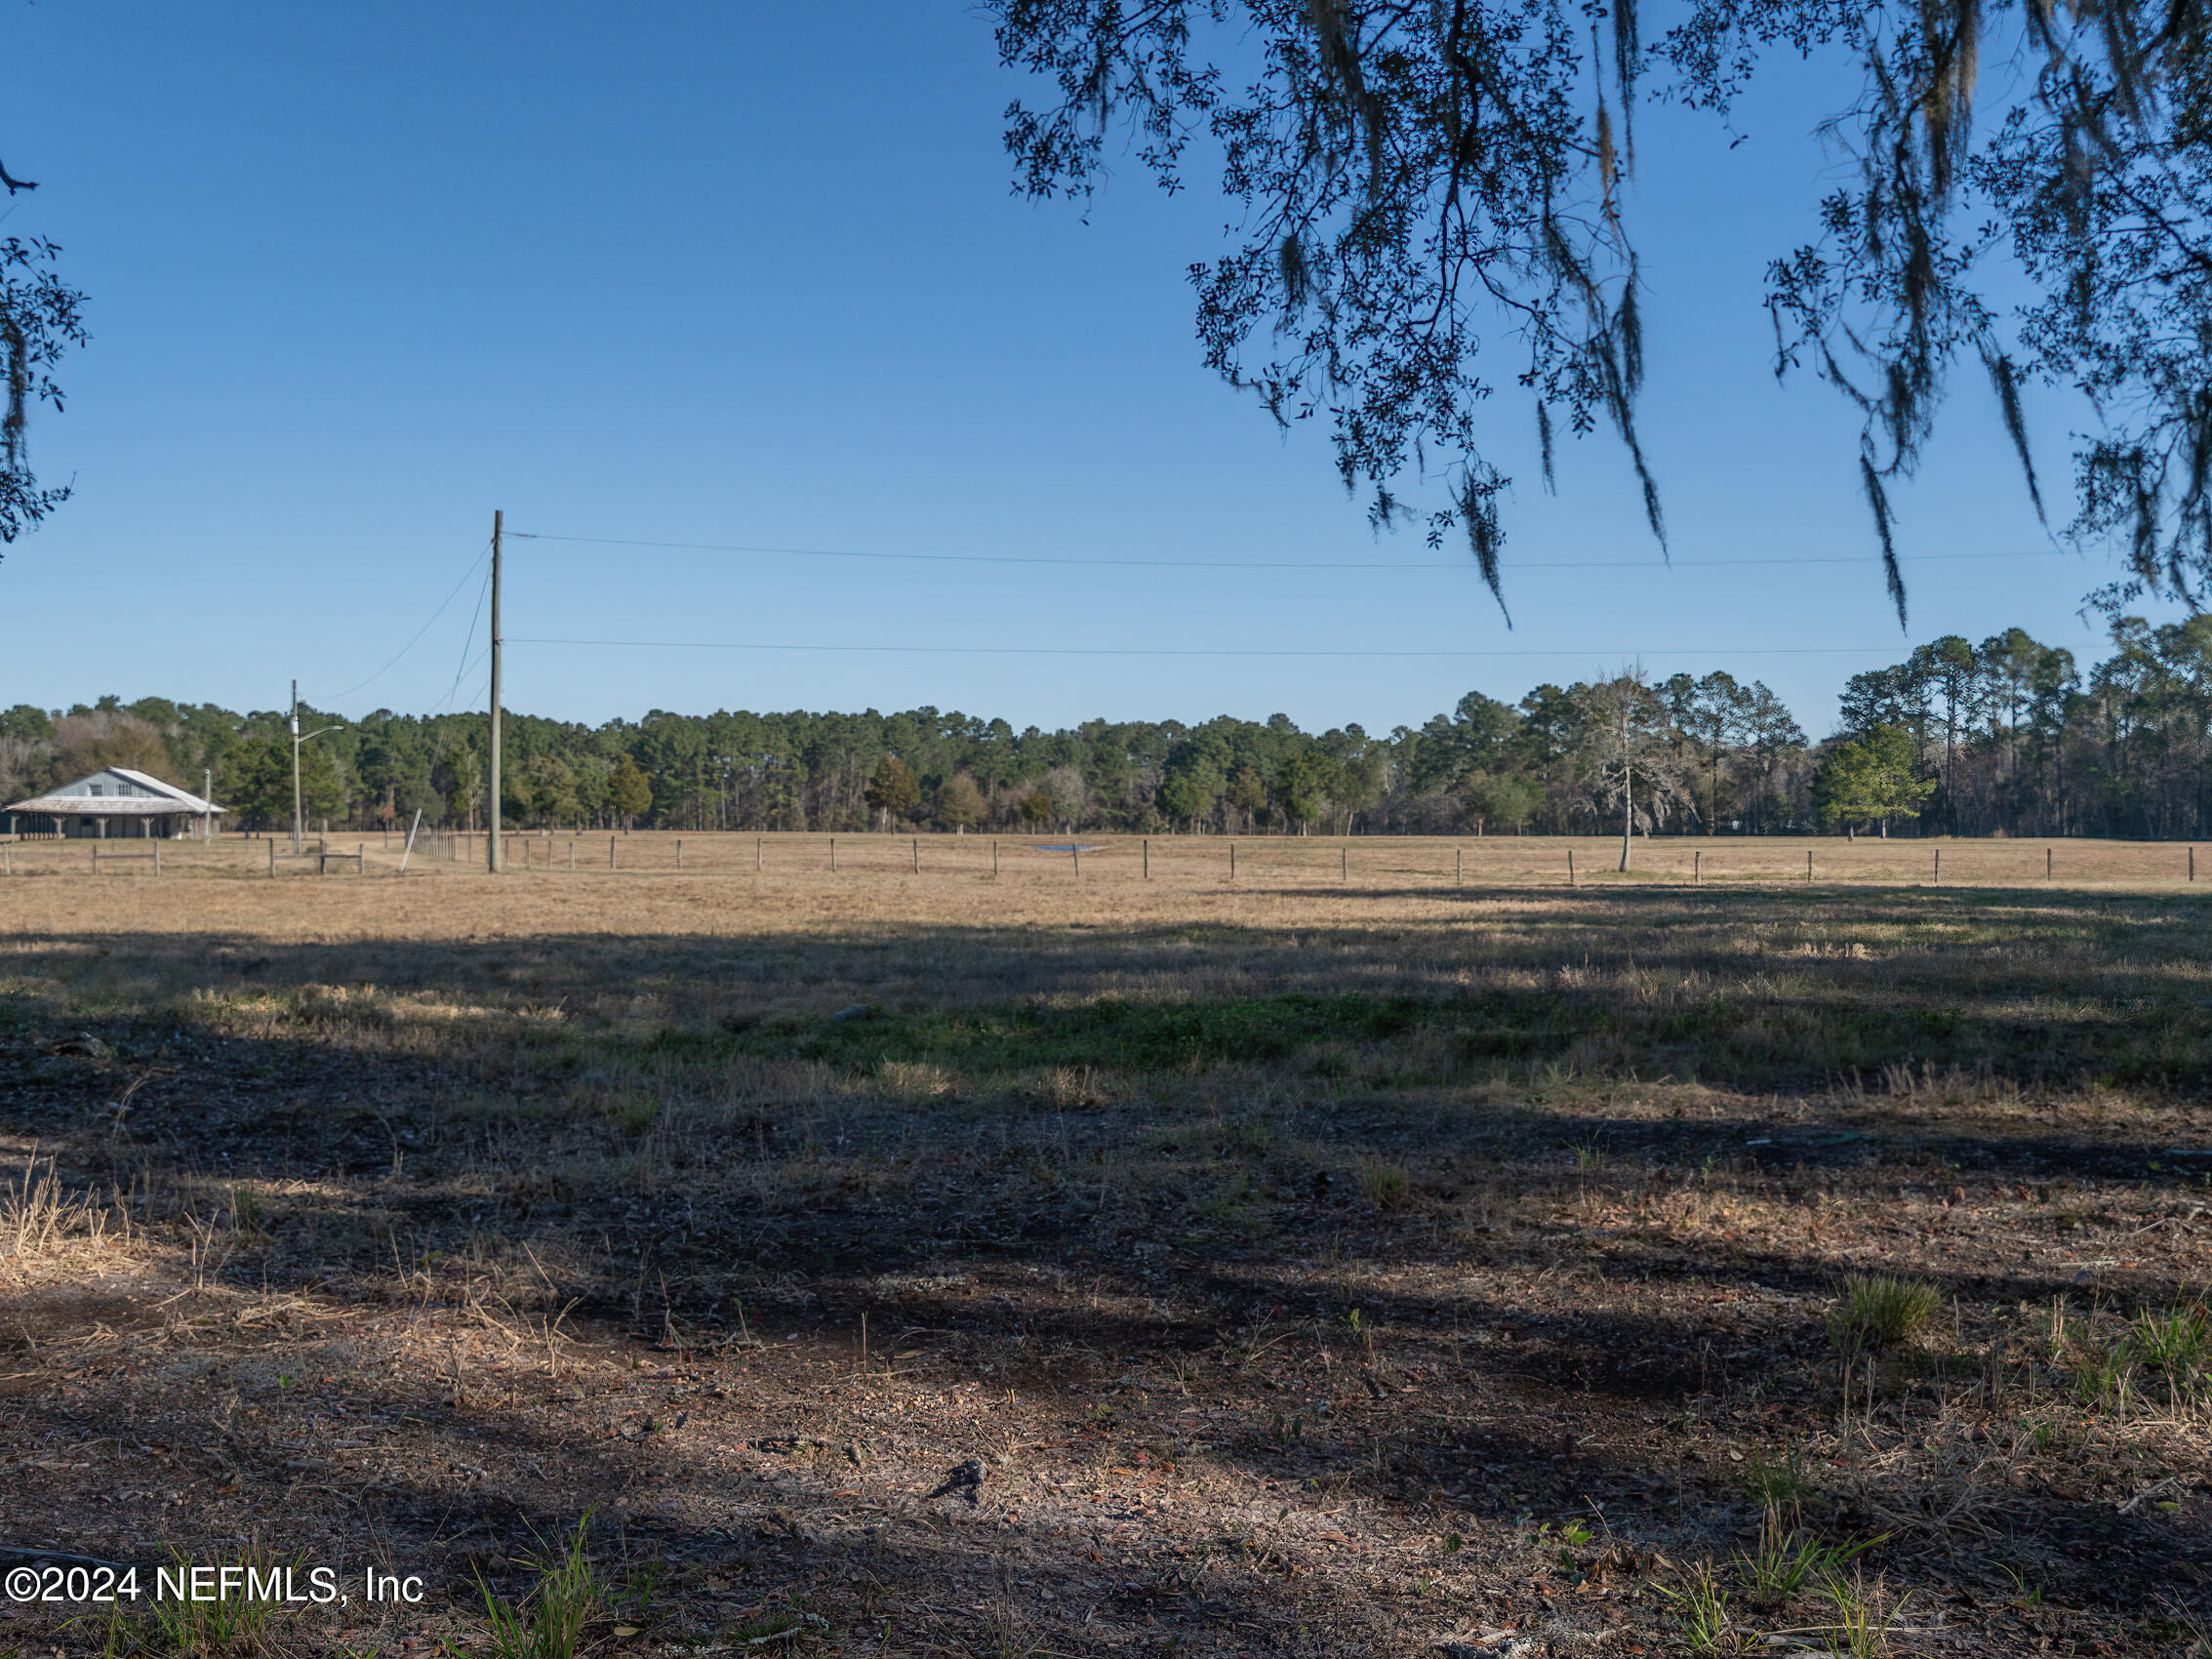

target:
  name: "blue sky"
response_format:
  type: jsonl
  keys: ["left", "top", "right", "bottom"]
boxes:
{"left": 0, "top": 3, "right": 2141, "bottom": 738}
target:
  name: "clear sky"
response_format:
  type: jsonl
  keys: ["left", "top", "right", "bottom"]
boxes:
{"left": 0, "top": 3, "right": 2150, "bottom": 738}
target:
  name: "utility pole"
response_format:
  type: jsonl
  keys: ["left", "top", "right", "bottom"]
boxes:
{"left": 204, "top": 768, "right": 213, "bottom": 842}
{"left": 489, "top": 509, "right": 503, "bottom": 873}
{"left": 291, "top": 679, "right": 303, "bottom": 854}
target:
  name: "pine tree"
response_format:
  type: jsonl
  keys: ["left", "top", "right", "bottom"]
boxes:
{"left": 864, "top": 756, "right": 921, "bottom": 830}
{"left": 610, "top": 753, "right": 653, "bottom": 830}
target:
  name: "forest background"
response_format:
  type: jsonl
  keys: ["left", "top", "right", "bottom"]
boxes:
{"left": 9, "top": 616, "right": 2212, "bottom": 842}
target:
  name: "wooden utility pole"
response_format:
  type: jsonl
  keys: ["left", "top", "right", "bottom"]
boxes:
{"left": 290, "top": 680, "right": 303, "bottom": 854}
{"left": 489, "top": 510, "right": 504, "bottom": 873}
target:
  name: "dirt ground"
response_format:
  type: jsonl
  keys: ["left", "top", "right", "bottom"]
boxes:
{"left": 1, "top": 833, "right": 2208, "bottom": 1658}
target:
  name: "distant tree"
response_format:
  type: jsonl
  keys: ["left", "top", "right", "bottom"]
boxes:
{"left": 1839, "top": 664, "right": 1930, "bottom": 740}
{"left": 0, "top": 705, "right": 52, "bottom": 744}
{"left": 935, "top": 772, "right": 985, "bottom": 831}
{"left": 1274, "top": 752, "right": 1331, "bottom": 833}
{"left": 609, "top": 753, "right": 653, "bottom": 830}
{"left": 1576, "top": 670, "right": 1691, "bottom": 870}
{"left": 50, "top": 710, "right": 174, "bottom": 784}
{"left": 535, "top": 756, "right": 583, "bottom": 829}
{"left": 1018, "top": 787, "right": 1055, "bottom": 827}
{"left": 1460, "top": 769, "right": 1541, "bottom": 836}
{"left": 1741, "top": 685, "right": 1809, "bottom": 833}
{"left": 1909, "top": 635, "right": 1982, "bottom": 830}
{"left": 1157, "top": 768, "right": 1211, "bottom": 830}
{"left": 1813, "top": 725, "right": 1935, "bottom": 838}
{"left": 1669, "top": 671, "right": 1758, "bottom": 834}
{"left": 297, "top": 742, "right": 345, "bottom": 827}
{"left": 1041, "top": 764, "right": 1088, "bottom": 830}
{"left": 1158, "top": 732, "right": 1228, "bottom": 830}
{"left": 220, "top": 736, "right": 292, "bottom": 831}
{"left": 0, "top": 733, "right": 48, "bottom": 803}
{"left": 1225, "top": 763, "right": 1269, "bottom": 832}
{"left": 864, "top": 755, "right": 922, "bottom": 829}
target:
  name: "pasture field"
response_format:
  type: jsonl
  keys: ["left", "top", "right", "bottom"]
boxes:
{"left": 2, "top": 832, "right": 2210, "bottom": 1657}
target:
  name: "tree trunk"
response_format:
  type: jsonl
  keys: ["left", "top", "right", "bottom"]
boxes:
{"left": 1620, "top": 759, "right": 1633, "bottom": 872}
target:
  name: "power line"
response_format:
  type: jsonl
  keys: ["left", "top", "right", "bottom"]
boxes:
{"left": 508, "top": 530, "right": 2071, "bottom": 574}
{"left": 509, "top": 636, "right": 1908, "bottom": 659}
{"left": 310, "top": 541, "right": 493, "bottom": 704}
{"left": 429, "top": 567, "right": 496, "bottom": 715}
{"left": 433, "top": 643, "right": 493, "bottom": 715}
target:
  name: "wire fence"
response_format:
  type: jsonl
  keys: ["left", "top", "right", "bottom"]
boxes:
{"left": 0, "top": 829, "right": 2203, "bottom": 890}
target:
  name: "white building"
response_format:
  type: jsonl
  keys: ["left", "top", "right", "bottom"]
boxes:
{"left": 5, "top": 768, "right": 226, "bottom": 838}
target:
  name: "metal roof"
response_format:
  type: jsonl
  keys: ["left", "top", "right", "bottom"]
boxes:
{"left": 5, "top": 767, "right": 224, "bottom": 817}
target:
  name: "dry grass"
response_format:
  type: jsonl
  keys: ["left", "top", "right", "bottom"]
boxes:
{"left": 0, "top": 837, "right": 2207, "bottom": 1656}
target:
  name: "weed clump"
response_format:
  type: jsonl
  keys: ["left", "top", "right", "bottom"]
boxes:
{"left": 2130, "top": 1301, "right": 2209, "bottom": 1379}
{"left": 1358, "top": 1159, "right": 1412, "bottom": 1209}
{"left": 1657, "top": 1560, "right": 1734, "bottom": 1655}
{"left": 1827, "top": 1274, "right": 1940, "bottom": 1356}
{"left": 1734, "top": 1510, "right": 1880, "bottom": 1610}
{"left": 475, "top": 1520, "right": 605, "bottom": 1659}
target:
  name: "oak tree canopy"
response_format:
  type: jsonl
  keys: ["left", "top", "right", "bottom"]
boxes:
{"left": 0, "top": 157, "right": 84, "bottom": 548}
{"left": 989, "top": 0, "right": 2212, "bottom": 624}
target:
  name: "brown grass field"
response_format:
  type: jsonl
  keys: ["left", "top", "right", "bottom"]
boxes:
{"left": 3, "top": 831, "right": 2210, "bottom": 1658}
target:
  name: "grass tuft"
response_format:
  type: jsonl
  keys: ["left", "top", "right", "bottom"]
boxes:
{"left": 1820, "top": 1566, "right": 1906, "bottom": 1659}
{"left": 473, "top": 1519, "right": 605, "bottom": 1659}
{"left": 2130, "top": 1301, "right": 2210, "bottom": 1377}
{"left": 1827, "top": 1274, "right": 1941, "bottom": 1356}
{"left": 1357, "top": 1159, "right": 1412, "bottom": 1209}
{"left": 1658, "top": 1560, "right": 1737, "bottom": 1655}
{"left": 1734, "top": 1510, "right": 1880, "bottom": 1610}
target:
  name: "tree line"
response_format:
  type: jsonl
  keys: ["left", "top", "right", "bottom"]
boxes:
{"left": 0, "top": 617, "right": 2204, "bottom": 839}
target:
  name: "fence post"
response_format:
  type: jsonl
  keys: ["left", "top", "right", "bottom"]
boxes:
{"left": 2192, "top": 847, "right": 2197, "bottom": 883}
{"left": 1341, "top": 845, "right": 1347, "bottom": 883}
{"left": 1567, "top": 847, "right": 1575, "bottom": 887}
{"left": 1934, "top": 848, "right": 1941, "bottom": 886}
{"left": 2047, "top": 847, "right": 2053, "bottom": 881}
{"left": 1807, "top": 849, "right": 1814, "bottom": 882}
{"left": 569, "top": 839, "right": 576, "bottom": 871}
{"left": 991, "top": 838, "right": 998, "bottom": 878}
{"left": 154, "top": 844, "right": 161, "bottom": 876}
{"left": 1455, "top": 845, "right": 1462, "bottom": 885}
{"left": 1694, "top": 849, "right": 1701, "bottom": 885}
{"left": 831, "top": 836, "right": 837, "bottom": 872}
{"left": 911, "top": 836, "right": 918, "bottom": 873}
{"left": 267, "top": 841, "right": 275, "bottom": 877}
{"left": 1072, "top": 846, "right": 1081, "bottom": 877}
{"left": 610, "top": 836, "right": 617, "bottom": 870}
{"left": 676, "top": 838, "right": 683, "bottom": 870}
{"left": 756, "top": 836, "right": 762, "bottom": 872}
{"left": 1229, "top": 841, "right": 1236, "bottom": 881}
{"left": 1143, "top": 838, "right": 1149, "bottom": 880}
{"left": 357, "top": 842, "right": 364, "bottom": 874}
